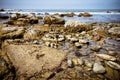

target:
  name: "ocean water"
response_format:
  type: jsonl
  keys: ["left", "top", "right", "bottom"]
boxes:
{"left": 0, "top": 9, "right": 120, "bottom": 23}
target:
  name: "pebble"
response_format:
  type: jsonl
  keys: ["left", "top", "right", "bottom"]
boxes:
{"left": 67, "top": 59, "right": 74, "bottom": 68}
{"left": 93, "top": 62, "right": 106, "bottom": 73}
{"left": 107, "top": 61, "right": 120, "bottom": 70}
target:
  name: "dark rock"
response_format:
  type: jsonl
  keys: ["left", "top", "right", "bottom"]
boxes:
{"left": 78, "top": 12, "right": 93, "bottom": 17}
{"left": 0, "top": 9, "right": 5, "bottom": 12}
{"left": 0, "top": 16, "right": 9, "bottom": 19}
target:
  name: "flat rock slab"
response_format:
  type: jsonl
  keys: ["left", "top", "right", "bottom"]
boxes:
{"left": 3, "top": 44, "right": 66, "bottom": 77}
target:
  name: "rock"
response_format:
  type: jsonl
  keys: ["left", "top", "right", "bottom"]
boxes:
{"left": 72, "top": 59, "right": 79, "bottom": 66}
{"left": 108, "top": 51, "right": 117, "bottom": 56}
{"left": 0, "top": 16, "right": 9, "bottom": 19}
{"left": 78, "top": 12, "right": 93, "bottom": 17}
{"left": 10, "top": 13, "right": 20, "bottom": 20}
{"left": 77, "top": 58, "right": 84, "bottom": 65}
{"left": 93, "top": 62, "right": 106, "bottom": 73}
{"left": 0, "top": 57, "right": 8, "bottom": 77}
{"left": 90, "top": 45, "right": 101, "bottom": 52}
{"left": 37, "top": 16, "right": 43, "bottom": 20}
{"left": 44, "top": 16, "right": 65, "bottom": 25}
{"left": 64, "top": 20, "right": 87, "bottom": 27}
{"left": 42, "top": 71, "right": 55, "bottom": 79}
{"left": 105, "top": 65, "right": 120, "bottom": 80}
{"left": 67, "top": 59, "right": 74, "bottom": 68}
{"left": 79, "top": 39, "right": 89, "bottom": 44}
{"left": 85, "top": 61, "right": 93, "bottom": 68}
{"left": 0, "top": 9, "right": 5, "bottom": 12}
{"left": 70, "top": 37, "right": 79, "bottom": 42}
{"left": 108, "top": 27, "right": 120, "bottom": 36}
{"left": 3, "top": 44, "right": 66, "bottom": 78}
{"left": 75, "top": 42, "right": 82, "bottom": 48}
{"left": 28, "top": 17, "right": 38, "bottom": 24}
{"left": 0, "top": 27, "right": 25, "bottom": 39}
{"left": 96, "top": 54, "right": 116, "bottom": 61}
{"left": 23, "top": 27, "right": 40, "bottom": 40}
{"left": 26, "top": 13, "right": 35, "bottom": 19}
{"left": 107, "top": 61, "right": 120, "bottom": 70}
{"left": 65, "top": 35, "right": 72, "bottom": 40}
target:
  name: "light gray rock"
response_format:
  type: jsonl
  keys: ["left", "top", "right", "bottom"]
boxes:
{"left": 64, "top": 20, "right": 87, "bottom": 27}
{"left": 67, "top": 59, "right": 74, "bottom": 68}
{"left": 93, "top": 62, "right": 106, "bottom": 73}
{"left": 107, "top": 61, "right": 120, "bottom": 70}
{"left": 108, "top": 27, "right": 120, "bottom": 35}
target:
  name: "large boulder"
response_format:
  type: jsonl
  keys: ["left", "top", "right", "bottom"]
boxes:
{"left": 64, "top": 20, "right": 87, "bottom": 27}
{"left": 2, "top": 43, "right": 66, "bottom": 79}
{"left": 44, "top": 16, "right": 65, "bottom": 25}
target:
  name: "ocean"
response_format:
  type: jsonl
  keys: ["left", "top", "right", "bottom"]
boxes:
{"left": 0, "top": 9, "right": 120, "bottom": 23}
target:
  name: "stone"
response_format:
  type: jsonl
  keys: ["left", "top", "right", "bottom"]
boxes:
{"left": 79, "top": 39, "right": 89, "bottom": 44}
{"left": 67, "top": 59, "right": 74, "bottom": 68}
{"left": 3, "top": 44, "right": 66, "bottom": 78}
{"left": 90, "top": 45, "right": 101, "bottom": 52}
{"left": 0, "top": 57, "right": 8, "bottom": 76}
{"left": 77, "top": 58, "right": 83, "bottom": 65}
{"left": 0, "top": 27, "right": 25, "bottom": 39}
{"left": 105, "top": 65, "right": 120, "bottom": 80}
{"left": 45, "top": 42, "right": 51, "bottom": 47}
{"left": 44, "top": 16, "right": 65, "bottom": 25}
{"left": 70, "top": 37, "right": 79, "bottom": 42}
{"left": 78, "top": 12, "right": 93, "bottom": 17}
{"left": 23, "top": 27, "right": 40, "bottom": 40}
{"left": 75, "top": 42, "right": 82, "bottom": 48}
{"left": 108, "top": 51, "right": 117, "bottom": 56}
{"left": 10, "top": 13, "right": 18, "bottom": 20}
{"left": 96, "top": 54, "right": 116, "bottom": 61}
{"left": 72, "top": 59, "right": 79, "bottom": 66}
{"left": 64, "top": 20, "right": 87, "bottom": 27}
{"left": 65, "top": 35, "right": 72, "bottom": 40}
{"left": 107, "top": 61, "right": 120, "bottom": 70}
{"left": 93, "top": 63, "right": 106, "bottom": 73}
{"left": 85, "top": 61, "right": 93, "bottom": 68}
{"left": 108, "top": 27, "right": 120, "bottom": 35}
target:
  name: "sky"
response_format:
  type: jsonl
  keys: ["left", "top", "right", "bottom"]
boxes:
{"left": 0, "top": 0, "right": 120, "bottom": 9}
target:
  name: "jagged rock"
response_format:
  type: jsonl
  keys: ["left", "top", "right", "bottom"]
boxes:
{"left": 64, "top": 20, "right": 87, "bottom": 27}
{"left": 93, "top": 62, "right": 106, "bottom": 73}
{"left": 3, "top": 44, "right": 66, "bottom": 78}
{"left": 107, "top": 61, "right": 120, "bottom": 70}
{"left": 95, "top": 54, "right": 116, "bottom": 61}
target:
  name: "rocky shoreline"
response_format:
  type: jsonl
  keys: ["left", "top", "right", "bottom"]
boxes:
{"left": 0, "top": 12, "right": 120, "bottom": 80}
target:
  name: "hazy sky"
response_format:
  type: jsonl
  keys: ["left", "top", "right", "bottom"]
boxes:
{"left": 0, "top": 0, "right": 120, "bottom": 9}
